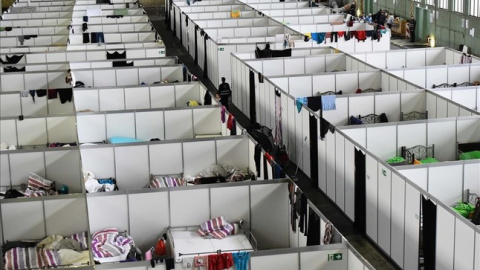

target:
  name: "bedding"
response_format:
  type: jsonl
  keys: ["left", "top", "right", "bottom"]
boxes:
{"left": 3, "top": 232, "right": 90, "bottom": 270}
{"left": 91, "top": 228, "right": 139, "bottom": 263}
{"left": 109, "top": 137, "right": 144, "bottom": 144}
{"left": 459, "top": 150, "right": 480, "bottom": 160}
{"left": 169, "top": 228, "right": 254, "bottom": 263}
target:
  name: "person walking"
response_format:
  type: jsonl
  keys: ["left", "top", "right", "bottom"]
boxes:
{"left": 216, "top": 77, "right": 232, "bottom": 109}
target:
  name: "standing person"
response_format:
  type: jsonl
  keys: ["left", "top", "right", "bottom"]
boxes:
{"left": 216, "top": 77, "right": 232, "bottom": 109}
{"left": 386, "top": 14, "right": 394, "bottom": 29}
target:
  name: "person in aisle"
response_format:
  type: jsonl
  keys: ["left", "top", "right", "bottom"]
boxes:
{"left": 216, "top": 77, "right": 232, "bottom": 110}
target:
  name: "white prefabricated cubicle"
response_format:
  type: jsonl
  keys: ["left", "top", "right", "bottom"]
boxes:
{"left": 0, "top": 65, "right": 183, "bottom": 92}
{"left": 348, "top": 47, "right": 480, "bottom": 69}
{"left": 0, "top": 147, "right": 83, "bottom": 193}
{"left": 333, "top": 116, "right": 480, "bottom": 269}
{"left": 0, "top": 22, "right": 153, "bottom": 37}
{"left": 0, "top": 177, "right": 375, "bottom": 270}
{"left": 375, "top": 61, "right": 480, "bottom": 90}
{"left": 1, "top": 56, "right": 177, "bottom": 73}
{"left": 0, "top": 41, "right": 165, "bottom": 54}
{"left": 430, "top": 86, "right": 480, "bottom": 112}
{"left": 0, "top": 45, "right": 167, "bottom": 66}
{"left": 73, "top": 82, "right": 207, "bottom": 113}
{"left": 75, "top": 106, "right": 225, "bottom": 144}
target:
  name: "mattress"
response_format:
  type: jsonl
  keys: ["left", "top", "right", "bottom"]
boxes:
{"left": 170, "top": 230, "right": 254, "bottom": 261}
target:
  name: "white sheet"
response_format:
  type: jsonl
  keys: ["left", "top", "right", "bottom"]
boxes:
{"left": 170, "top": 230, "right": 254, "bottom": 261}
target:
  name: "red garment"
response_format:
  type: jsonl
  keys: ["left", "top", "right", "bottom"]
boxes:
{"left": 337, "top": 31, "right": 345, "bottom": 37}
{"left": 227, "top": 114, "right": 234, "bottom": 130}
{"left": 207, "top": 254, "right": 234, "bottom": 270}
{"left": 355, "top": 31, "right": 367, "bottom": 41}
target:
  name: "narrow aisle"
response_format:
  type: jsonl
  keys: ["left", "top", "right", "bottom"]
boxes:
{"left": 146, "top": 7, "right": 400, "bottom": 270}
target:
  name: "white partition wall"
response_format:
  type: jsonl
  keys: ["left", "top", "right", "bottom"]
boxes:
{"left": 0, "top": 147, "right": 83, "bottom": 193}
{"left": 86, "top": 180, "right": 289, "bottom": 251}
{"left": 73, "top": 82, "right": 206, "bottom": 113}
{"left": 0, "top": 65, "right": 183, "bottom": 92}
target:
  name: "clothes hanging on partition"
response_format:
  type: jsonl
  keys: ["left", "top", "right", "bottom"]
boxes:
{"left": 90, "top": 32, "right": 105, "bottom": 43}
{"left": 254, "top": 144, "right": 261, "bottom": 177}
{"left": 289, "top": 183, "right": 298, "bottom": 232}
{"left": 274, "top": 89, "right": 282, "bottom": 144}
{"left": 309, "top": 114, "right": 319, "bottom": 187}
{"left": 249, "top": 70, "right": 256, "bottom": 123}
{"left": 307, "top": 96, "right": 322, "bottom": 112}
{"left": 106, "top": 51, "right": 126, "bottom": 59}
{"left": 321, "top": 95, "right": 336, "bottom": 111}
{"left": 298, "top": 193, "right": 308, "bottom": 235}
{"left": 1, "top": 54, "right": 23, "bottom": 64}
{"left": 232, "top": 252, "right": 249, "bottom": 270}
{"left": 311, "top": 32, "right": 326, "bottom": 44}
{"left": 255, "top": 44, "right": 272, "bottom": 58}
{"left": 203, "top": 33, "right": 209, "bottom": 77}
{"left": 296, "top": 97, "right": 307, "bottom": 113}
{"left": 83, "top": 16, "right": 88, "bottom": 22}
{"left": 29, "top": 90, "right": 36, "bottom": 103}
{"left": 271, "top": 48, "right": 292, "bottom": 57}
{"left": 3, "top": 66, "right": 25, "bottom": 72}
{"left": 263, "top": 154, "right": 269, "bottom": 179}
{"left": 83, "top": 33, "right": 90, "bottom": 43}
{"left": 82, "top": 23, "right": 88, "bottom": 32}
{"left": 36, "top": 89, "right": 47, "bottom": 98}
{"left": 208, "top": 253, "right": 234, "bottom": 270}
{"left": 306, "top": 207, "right": 320, "bottom": 246}
{"left": 58, "top": 88, "right": 73, "bottom": 104}
{"left": 319, "top": 117, "right": 335, "bottom": 140}
{"left": 112, "top": 61, "right": 133, "bottom": 67}
{"left": 194, "top": 25, "right": 199, "bottom": 64}
{"left": 47, "top": 89, "right": 57, "bottom": 100}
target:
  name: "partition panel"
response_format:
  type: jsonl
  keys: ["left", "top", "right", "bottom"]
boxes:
{"left": 135, "top": 111, "right": 165, "bottom": 141}
{"left": 210, "top": 186, "right": 250, "bottom": 227}
{"left": 169, "top": 188, "right": 210, "bottom": 227}
{"left": 365, "top": 154, "right": 378, "bottom": 243}
{"left": 0, "top": 94, "right": 21, "bottom": 117}
{"left": 149, "top": 143, "right": 183, "bottom": 175}
{"left": 1, "top": 120, "right": 17, "bottom": 146}
{"left": 165, "top": 110, "right": 193, "bottom": 140}
{"left": 150, "top": 85, "right": 175, "bottom": 108}
{"left": 193, "top": 108, "right": 221, "bottom": 136}
{"left": 251, "top": 253, "right": 298, "bottom": 270}
{"left": 99, "top": 88, "right": 125, "bottom": 111}
{"left": 427, "top": 120, "right": 456, "bottom": 161}
{"left": 397, "top": 123, "right": 427, "bottom": 156}
{"left": 435, "top": 206, "right": 455, "bottom": 270}
{"left": 326, "top": 132, "right": 336, "bottom": 200}
{"left": 454, "top": 217, "right": 476, "bottom": 270}
{"left": 457, "top": 117, "right": 480, "bottom": 143}
{"left": 464, "top": 163, "right": 480, "bottom": 196}
{"left": 0, "top": 154, "right": 10, "bottom": 187}
{"left": 216, "top": 138, "right": 248, "bottom": 170}
{"left": 106, "top": 113, "right": 136, "bottom": 141}
{"left": 250, "top": 182, "right": 289, "bottom": 249}
{"left": 475, "top": 232, "right": 480, "bottom": 270}
{"left": 366, "top": 125, "right": 396, "bottom": 160}
{"left": 114, "top": 145, "right": 150, "bottom": 190}
{"left": 80, "top": 147, "right": 115, "bottom": 179}
{"left": 390, "top": 173, "right": 405, "bottom": 268}
{"left": 77, "top": 114, "right": 106, "bottom": 143}
{"left": 377, "top": 163, "right": 391, "bottom": 254}
{"left": 125, "top": 87, "right": 150, "bottom": 110}
{"left": 182, "top": 140, "right": 216, "bottom": 176}
{"left": 335, "top": 135, "right": 345, "bottom": 211}
{"left": 9, "top": 152, "right": 45, "bottom": 186}
{"left": 17, "top": 118, "right": 47, "bottom": 146}
{"left": 349, "top": 95, "right": 374, "bottom": 119}
{"left": 128, "top": 191, "right": 170, "bottom": 252}
{"left": 45, "top": 150, "right": 82, "bottom": 193}
{"left": 344, "top": 140, "right": 355, "bottom": 221}
{"left": 398, "top": 168, "right": 428, "bottom": 190}
{"left": 46, "top": 116, "right": 76, "bottom": 143}
{"left": 87, "top": 194, "right": 129, "bottom": 233}
{"left": 300, "top": 249, "right": 348, "bottom": 270}
{"left": 44, "top": 197, "right": 88, "bottom": 236}
{"left": 1, "top": 201, "right": 44, "bottom": 242}
{"left": 375, "top": 93, "right": 400, "bottom": 122}
{"left": 404, "top": 183, "right": 420, "bottom": 270}
{"left": 428, "top": 165, "right": 463, "bottom": 206}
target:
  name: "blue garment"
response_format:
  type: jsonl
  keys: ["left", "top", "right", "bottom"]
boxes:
{"left": 311, "top": 32, "right": 326, "bottom": 44}
{"left": 321, "top": 95, "right": 336, "bottom": 111}
{"left": 296, "top": 97, "right": 307, "bottom": 113}
{"left": 232, "top": 252, "right": 250, "bottom": 270}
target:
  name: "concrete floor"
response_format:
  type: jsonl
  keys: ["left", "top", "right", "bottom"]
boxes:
{"left": 145, "top": 7, "right": 403, "bottom": 269}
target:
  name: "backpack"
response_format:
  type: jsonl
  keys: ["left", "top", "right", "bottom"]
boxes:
{"left": 251, "top": 126, "right": 274, "bottom": 153}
